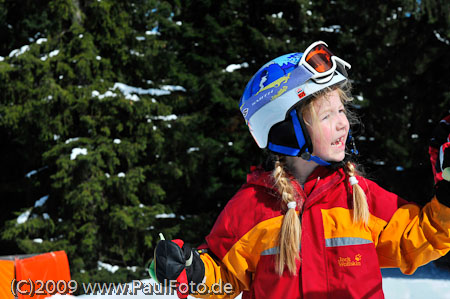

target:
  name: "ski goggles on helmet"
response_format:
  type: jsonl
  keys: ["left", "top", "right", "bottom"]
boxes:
{"left": 298, "top": 41, "right": 351, "bottom": 84}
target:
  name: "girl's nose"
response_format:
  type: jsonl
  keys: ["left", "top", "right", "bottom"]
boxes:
{"left": 336, "top": 114, "right": 349, "bottom": 131}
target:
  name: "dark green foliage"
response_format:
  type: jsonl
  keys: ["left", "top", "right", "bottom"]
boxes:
{"left": 0, "top": 0, "right": 182, "bottom": 287}
{"left": 1, "top": 0, "right": 449, "bottom": 287}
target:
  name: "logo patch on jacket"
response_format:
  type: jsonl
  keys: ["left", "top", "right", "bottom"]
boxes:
{"left": 338, "top": 254, "right": 362, "bottom": 267}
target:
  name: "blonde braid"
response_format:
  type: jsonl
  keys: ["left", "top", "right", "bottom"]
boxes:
{"left": 345, "top": 161, "right": 369, "bottom": 225}
{"left": 272, "top": 157, "right": 301, "bottom": 276}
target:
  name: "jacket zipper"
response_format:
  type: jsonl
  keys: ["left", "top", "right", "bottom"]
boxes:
{"left": 298, "top": 176, "right": 320, "bottom": 220}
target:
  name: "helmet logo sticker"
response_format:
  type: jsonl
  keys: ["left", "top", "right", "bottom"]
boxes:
{"left": 259, "top": 71, "right": 268, "bottom": 90}
{"left": 242, "top": 108, "right": 249, "bottom": 118}
{"left": 255, "top": 72, "right": 291, "bottom": 96}
{"left": 271, "top": 86, "right": 288, "bottom": 101}
{"left": 297, "top": 88, "right": 306, "bottom": 99}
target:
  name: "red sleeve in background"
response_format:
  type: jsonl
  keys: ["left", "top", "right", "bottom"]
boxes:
{"left": 0, "top": 260, "right": 14, "bottom": 299}
{"left": 15, "top": 251, "right": 71, "bottom": 299}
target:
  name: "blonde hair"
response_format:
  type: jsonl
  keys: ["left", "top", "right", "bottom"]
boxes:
{"left": 272, "top": 156, "right": 300, "bottom": 276}
{"left": 300, "top": 86, "right": 359, "bottom": 129}
{"left": 272, "top": 85, "right": 369, "bottom": 276}
{"left": 344, "top": 162, "right": 369, "bottom": 225}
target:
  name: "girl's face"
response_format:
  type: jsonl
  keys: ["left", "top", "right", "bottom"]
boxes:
{"left": 304, "top": 89, "right": 349, "bottom": 163}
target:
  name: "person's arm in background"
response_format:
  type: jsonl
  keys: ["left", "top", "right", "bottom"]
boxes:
{"left": 429, "top": 115, "right": 450, "bottom": 199}
{"left": 373, "top": 115, "right": 450, "bottom": 273}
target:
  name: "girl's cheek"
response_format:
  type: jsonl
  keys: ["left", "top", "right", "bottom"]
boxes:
{"left": 313, "top": 135, "right": 328, "bottom": 151}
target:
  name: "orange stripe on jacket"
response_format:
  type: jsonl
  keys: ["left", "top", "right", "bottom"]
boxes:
{"left": 376, "top": 198, "right": 450, "bottom": 274}
{"left": 321, "top": 207, "right": 389, "bottom": 248}
{"left": 199, "top": 215, "right": 285, "bottom": 298}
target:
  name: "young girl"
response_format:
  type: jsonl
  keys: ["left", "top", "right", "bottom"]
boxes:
{"left": 153, "top": 41, "right": 450, "bottom": 299}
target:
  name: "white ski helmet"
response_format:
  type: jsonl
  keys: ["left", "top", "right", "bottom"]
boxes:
{"left": 239, "top": 41, "right": 351, "bottom": 165}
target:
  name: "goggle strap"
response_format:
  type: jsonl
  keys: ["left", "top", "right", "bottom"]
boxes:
{"left": 336, "top": 62, "right": 348, "bottom": 78}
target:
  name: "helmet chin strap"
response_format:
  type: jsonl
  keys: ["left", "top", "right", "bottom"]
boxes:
{"left": 267, "top": 110, "right": 357, "bottom": 167}
{"left": 290, "top": 110, "right": 331, "bottom": 166}
{"left": 267, "top": 110, "right": 330, "bottom": 166}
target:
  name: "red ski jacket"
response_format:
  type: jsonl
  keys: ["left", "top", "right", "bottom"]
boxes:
{"left": 195, "top": 166, "right": 450, "bottom": 299}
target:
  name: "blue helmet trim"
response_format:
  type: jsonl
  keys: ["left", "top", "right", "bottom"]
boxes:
{"left": 240, "top": 64, "right": 313, "bottom": 122}
{"left": 308, "top": 155, "right": 331, "bottom": 166}
{"left": 268, "top": 142, "right": 331, "bottom": 166}
{"left": 291, "top": 110, "right": 331, "bottom": 166}
{"left": 268, "top": 142, "right": 300, "bottom": 156}
{"left": 290, "top": 110, "right": 306, "bottom": 150}
{"left": 347, "top": 129, "right": 359, "bottom": 155}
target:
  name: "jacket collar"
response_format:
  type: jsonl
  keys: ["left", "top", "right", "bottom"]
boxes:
{"left": 246, "top": 165, "right": 347, "bottom": 209}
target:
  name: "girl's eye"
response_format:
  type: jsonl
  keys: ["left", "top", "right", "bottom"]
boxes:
{"left": 339, "top": 109, "right": 346, "bottom": 114}
{"left": 321, "top": 114, "right": 329, "bottom": 121}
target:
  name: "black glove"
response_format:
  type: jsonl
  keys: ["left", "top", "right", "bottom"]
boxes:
{"left": 429, "top": 115, "right": 450, "bottom": 204}
{"left": 154, "top": 239, "right": 205, "bottom": 294}
{"left": 436, "top": 179, "right": 450, "bottom": 205}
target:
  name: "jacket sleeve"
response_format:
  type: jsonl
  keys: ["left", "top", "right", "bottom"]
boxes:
{"left": 364, "top": 179, "right": 450, "bottom": 274}
{"left": 189, "top": 252, "right": 246, "bottom": 299}
{"left": 191, "top": 187, "right": 258, "bottom": 299}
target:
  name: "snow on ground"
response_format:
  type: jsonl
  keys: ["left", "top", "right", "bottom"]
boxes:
{"left": 383, "top": 278, "right": 450, "bottom": 299}
{"left": 380, "top": 262, "right": 450, "bottom": 298}
{"left": 47, "top": 262, "right": 450, "bottom": 299}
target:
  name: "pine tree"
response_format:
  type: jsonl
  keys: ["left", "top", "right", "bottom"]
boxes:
{"left": 1, "top": 0, "right": 449, "bottom": 286}
{"left": 1, "top": 0, "right": 187, "bottom": 285}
